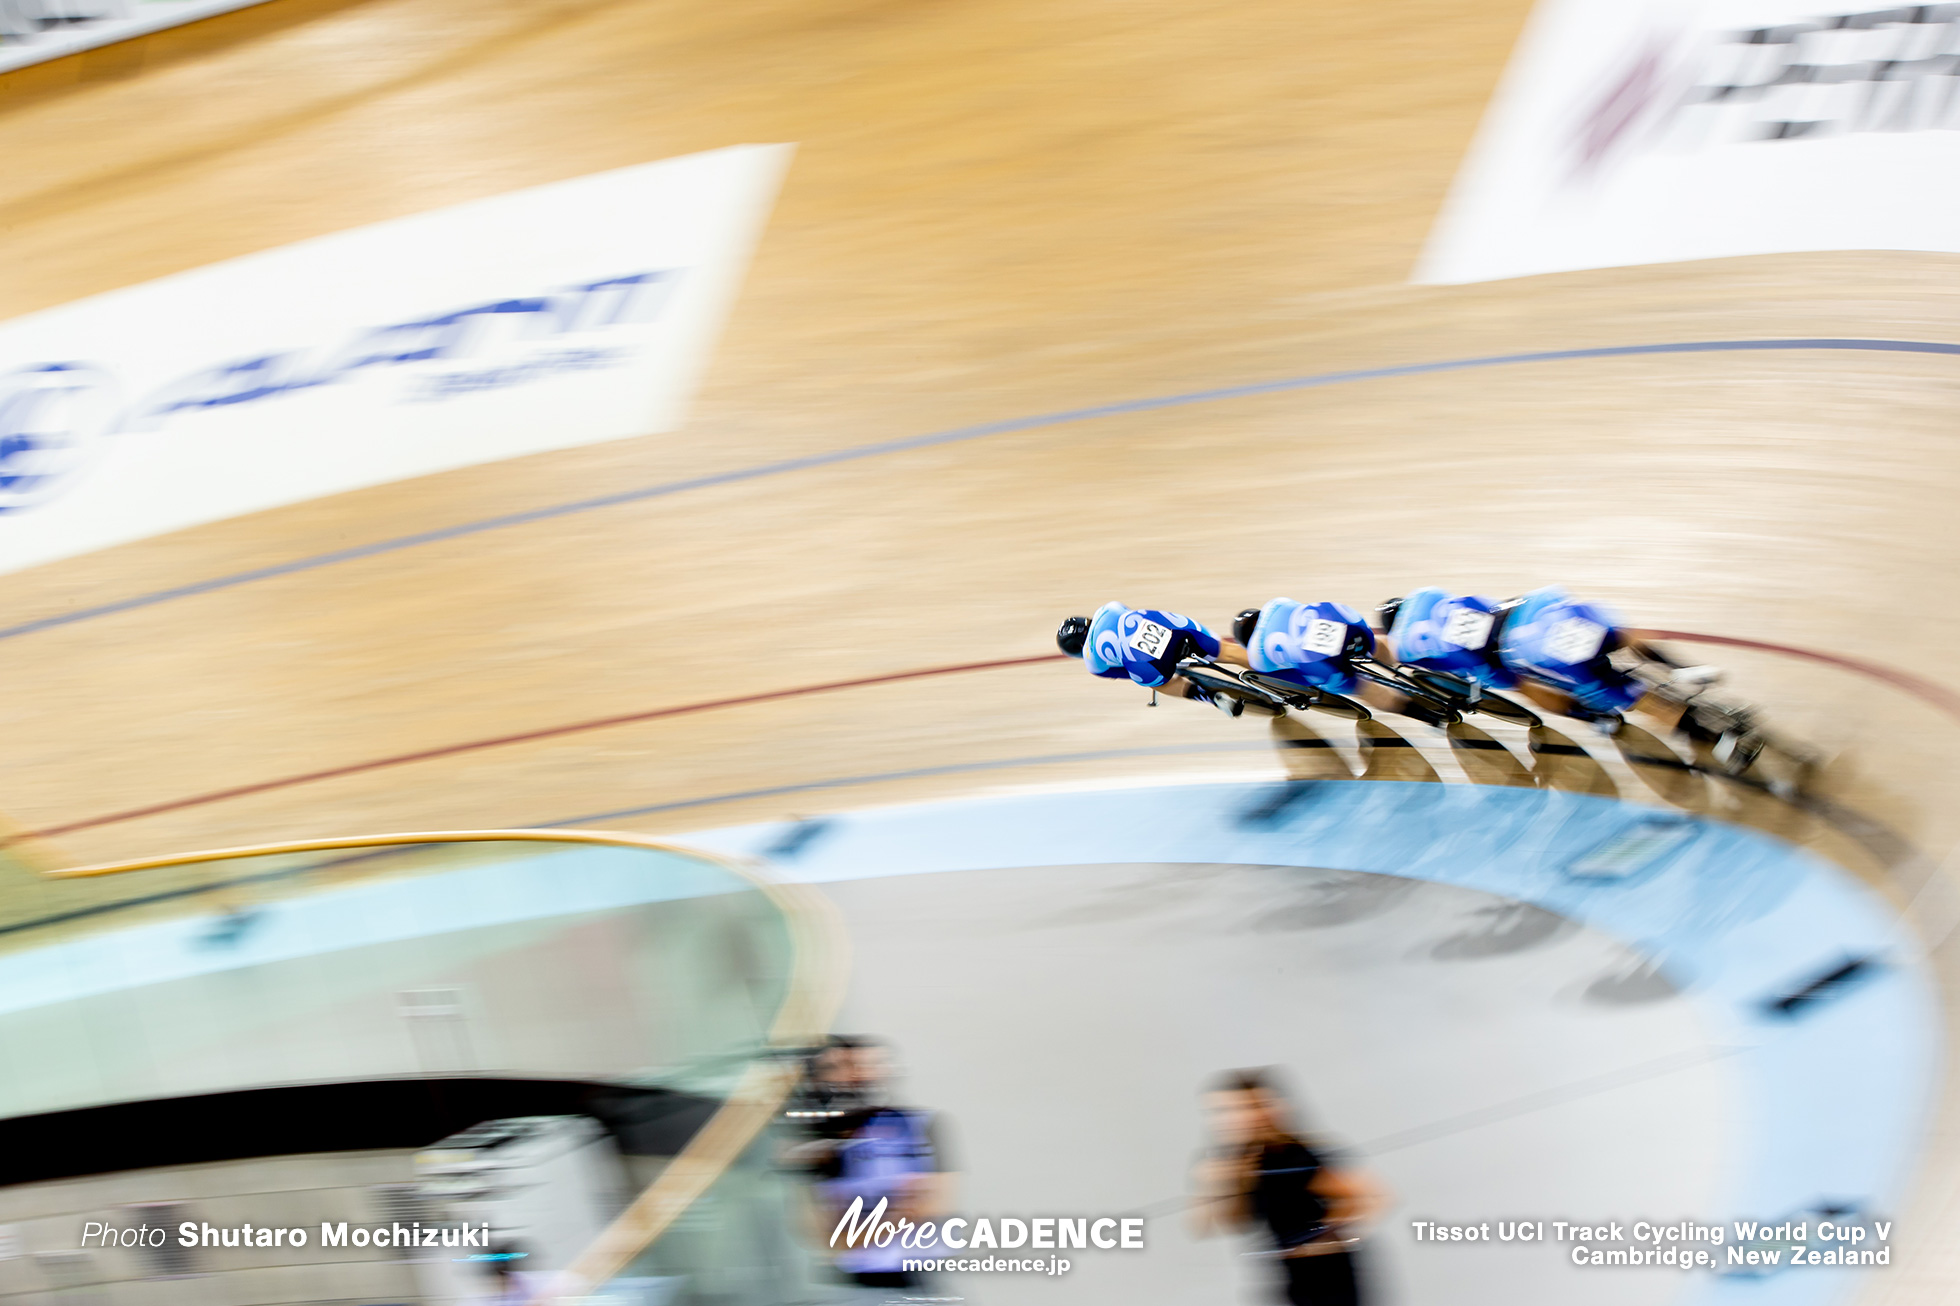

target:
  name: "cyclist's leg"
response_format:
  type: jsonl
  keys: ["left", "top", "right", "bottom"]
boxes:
{"left": 1516, "top": 662, "right": 1669, "bottom": 729}
{"left": 1518, "top": 640, "right": 1814, "bottom": 789}
{"left": 1629, "top": 693, "right": 1690, "bottom": 732}
{"left": 1356, "top": 678, "right": 1430, "bottom": 716}
{"left": 1513, "top": 680, "right": 1579, "bottom": 717}
{"left": 1639, "top": 678, "right": 1817, "bottom": 791}
{"left": 1529, "top": 673, "right": 1709, "bottom": 742}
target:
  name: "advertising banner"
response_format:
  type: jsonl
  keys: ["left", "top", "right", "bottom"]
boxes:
{"left": 1, "top": 0, "right": 271, "bottom": 76}
{"left": 0, "top": 143, "right": 791, "bottom": 574}
{"left": 1417, "top": 1, "right": 1960, "bottom": 283}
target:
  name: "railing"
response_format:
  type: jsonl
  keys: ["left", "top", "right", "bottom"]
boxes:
{"left": 6, "top": 828, "right": 848, "bottom": 1304}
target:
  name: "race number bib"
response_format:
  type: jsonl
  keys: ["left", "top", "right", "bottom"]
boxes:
{"left": 1129, "top": 618, "right": 1175, "bottom": 659}
{"left": 1546, "top": 616, "right": 1607, "bottom": 664}
{"left": 1303, "top": 618, "right": 1348, "bottom": 657}
{"left": 1443, "top": 608, "right": 1495, "bottom": 650}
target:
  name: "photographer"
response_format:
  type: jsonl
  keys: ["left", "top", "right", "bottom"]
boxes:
{"left": 1192, "top": 1069, "right": 1388, "bottom": 1306}
{"left": 782, "top": 1036, "right": 955, "bottom": 1301}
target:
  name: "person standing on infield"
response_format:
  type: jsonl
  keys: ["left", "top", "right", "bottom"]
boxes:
{"left": 1192, "top": 1068, "right": 1389, "bottom": 1306}
{"left": 786, "top": 1036, "right": 956, "bottom": 1302}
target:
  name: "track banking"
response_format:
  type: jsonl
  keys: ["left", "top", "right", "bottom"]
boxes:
{"left": 114, "top": 269, "right": 675, "bottom": 434}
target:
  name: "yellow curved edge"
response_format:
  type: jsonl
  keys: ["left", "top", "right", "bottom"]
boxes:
{"left": 41, "top": 827, "right": 851, "bottom": 1304}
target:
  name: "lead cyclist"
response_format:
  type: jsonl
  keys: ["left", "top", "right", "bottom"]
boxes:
{"left": 1056, "top": 602, "right": 1277, "bottom": 713}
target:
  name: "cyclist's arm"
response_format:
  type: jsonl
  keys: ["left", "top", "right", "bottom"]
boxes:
{"left": 1147, "top": 626, "right": 1242, "bottom": 694}
{"left": 1620, "top": 632, "right": 1682, "bottom": 666}
{"left": 1518, "top": 673, "right": 1690, "bottom": 729}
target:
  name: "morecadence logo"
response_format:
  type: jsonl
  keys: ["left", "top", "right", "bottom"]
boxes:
{"left": 830, "top": 1197, "right": 1144, "bottom": 1277}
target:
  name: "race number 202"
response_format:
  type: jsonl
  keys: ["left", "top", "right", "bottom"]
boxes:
{"left": 1129, "top": 619, "right": 1175, "bottom": 658}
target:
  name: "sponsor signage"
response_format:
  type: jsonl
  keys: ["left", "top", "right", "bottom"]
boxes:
{"left": 1417, "top": 1, "right": 1960, "bottom": 283}
{"left": 0, "top": 0, "right": 272, "bottom": 76}
{"left": 0, "top": 143, "right": 790, "bottom": 574}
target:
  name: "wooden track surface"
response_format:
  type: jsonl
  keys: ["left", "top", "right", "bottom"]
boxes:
{"left": 4, "top": 0, "right": 1960, "bottom": 1298}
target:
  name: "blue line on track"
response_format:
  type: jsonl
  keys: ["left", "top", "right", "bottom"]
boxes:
{"left": 538, "top": 740, "right": 1275, "bottom": 828}
{"left": 3, "top": 336, "right": 1956, "bottom": 645}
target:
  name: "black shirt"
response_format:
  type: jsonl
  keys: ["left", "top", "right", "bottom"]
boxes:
{"left": 1247, "top": 1140, "right": 1331, "bottom": 1250}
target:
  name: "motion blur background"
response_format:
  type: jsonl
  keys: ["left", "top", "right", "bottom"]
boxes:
{"left": 0, "top": 0, "right": 1957, "bottom": 1302}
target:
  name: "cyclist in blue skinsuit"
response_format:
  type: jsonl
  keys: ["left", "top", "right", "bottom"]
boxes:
{"left": 1378, "top": 585, "right": 1703, "bottom": 721}
{"left": 1375, "top": 585, "right": 1790, "bottom": 774}
{"left": 1372, "top": 587, "right": 1516, "bottom": 692}
{"left": 1233, "top": 598, "right": 1372, "bottom": 696}
{"left": 1057, "top": 602, "right": 1275, "bottom": 712}
{"left": 1493, "top": 586, "right": 1660, "bottom": 717}
{"left": 1059, "top": 590, "right": 1803, "bottom": 782}
{"left": 1227, "top": 597, "right": 1456, "bottom": 724}
{"left": 1061, "top": 597, "right": 1481, "bottom": 723}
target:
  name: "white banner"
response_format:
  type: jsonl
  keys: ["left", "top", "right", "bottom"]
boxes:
{"left": 1417, "top": 1, "right": 1960, "bottom": 284}
{"left": 0, "top": 0, "right": 271, "bottom": 76}
{"left": 0, "top": 143, "right": 791, "bottom": 574}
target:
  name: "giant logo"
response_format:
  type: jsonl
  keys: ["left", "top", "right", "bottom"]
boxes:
{"left": 0, "top": 363, "right": 117, "bottom": 514}
{"left": 0, "top": 271, "right": 673, "bottom": 514}
{"left": 0, "top": 144, "right": 790, "bottom": 575}
{"left": 120, "top": 270, "right": 674, "bottom": 432}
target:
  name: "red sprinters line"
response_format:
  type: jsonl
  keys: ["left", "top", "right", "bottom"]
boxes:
{"left": 14, "top": 653, "right": 1069, "bottom": 843}
{"left": 1634, "top": 629, "right": 1960, "bottom": 723}
{"left": 14, "top": 628, "right": 1955, "bottom": 844}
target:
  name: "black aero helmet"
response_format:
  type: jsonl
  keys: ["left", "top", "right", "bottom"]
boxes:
{"left": 1056, "top": 615, "right": 1092, "bottom": 658}
{"left": 1375, "top": 596, "right": 1404, "bottom": 633}
{"left": 1232, "top": 607, "right": 1262, "bottom": 647}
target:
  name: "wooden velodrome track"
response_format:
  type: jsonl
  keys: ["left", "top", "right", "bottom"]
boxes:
{"left": 4, "top": 0, "right": 1960, "bottom": 1299}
